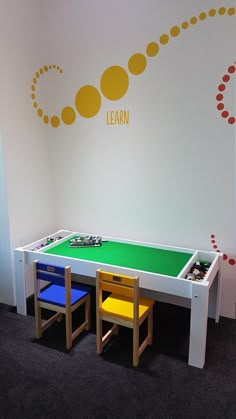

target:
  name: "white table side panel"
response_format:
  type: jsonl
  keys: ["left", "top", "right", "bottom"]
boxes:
{"left": 25, "top": 250, "right": 193, "bottom": 298}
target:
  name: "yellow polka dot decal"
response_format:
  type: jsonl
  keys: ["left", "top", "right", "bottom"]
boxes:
{"left": 160, "top": 34, "right": 169, "bottom": 45}
{"left": 100, "top": 66, "right": 129, "bottom": 100}
{"left": 209, "top": 9, "right": 216, "bottom": 17}
{"left": 51, "top": 116, "right": 60, "bottom": 128}
{"left": 146, "top": 42, "right": 159, "bottom": 57}
{"left": 128, "top": 54, "right": 147, "bottom": 75}
{"left": 182, "top": 21, "right": 189, "bottom": 29}
{"left": 170, "top": 26, "right": 181, "bottom": 37}
{"left": 199, "top": 12, "right": 207, "bottom": 21}
{"left": 75, "top": 85, "right": 101, "bottom": 117}
{"left": 61, "top": 106, "right": 76, "bottom": 125}
{"left": 190, "top": 16, "right": 198, "bottom": 25}
{"left": 228, "top": 7, "right": 235, "bottom": 15}
{"left": 218, "top": 7, "right": 226, "bottom": 15}
{"left": 30, "top": 64, "right": 66, "bottom": 127}
{"left": 30, "top": 6, "right": 235, "bottom": 128}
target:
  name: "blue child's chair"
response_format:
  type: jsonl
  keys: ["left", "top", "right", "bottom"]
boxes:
{"left": 33, "top": 260, "right": 91, "bottom": 349}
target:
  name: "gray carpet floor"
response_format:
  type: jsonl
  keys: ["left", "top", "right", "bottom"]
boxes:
{"left": 0, "top": 301, "right": 235, "bottom": 419}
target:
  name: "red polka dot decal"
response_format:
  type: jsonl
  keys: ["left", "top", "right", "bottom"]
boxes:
{"left": 216, "top": 64, "right": 236, "bottom": 125}
{"left": 210, "top": 234, "right": 236, "bottom": 265}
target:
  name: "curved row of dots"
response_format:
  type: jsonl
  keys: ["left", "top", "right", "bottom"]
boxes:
{"left": 31, "top": 65, "right": 63, "bottom": 126}
{"left": 216, "top": 64, "right": 236, "bottom": 125}
{"left": 211, "top": 234, "right": 236, "bottom": 265}
{"left": 31, "top": 6, "right": 236, "bottom": 128}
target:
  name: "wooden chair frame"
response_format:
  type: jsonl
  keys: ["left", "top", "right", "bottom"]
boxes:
{"left": 33, "top": 260, "right": 91, "bottom": 350}
{"left": 96, "top": 269, "right": 154, "bottom": 366}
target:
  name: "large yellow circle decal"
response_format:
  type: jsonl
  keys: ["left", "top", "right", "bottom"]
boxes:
{"left": 75, "top": 85, "right": 101, "bottom": 118}
{"left": 100, "top": 66, "right": 129, "bottom": 100}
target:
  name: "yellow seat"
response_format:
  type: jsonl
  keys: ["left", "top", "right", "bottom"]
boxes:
{"left": 96, "top": 269, "right": 154, "bottom": 366}
{"left": 33, "top": 260, "right": 91, "bottom": 350}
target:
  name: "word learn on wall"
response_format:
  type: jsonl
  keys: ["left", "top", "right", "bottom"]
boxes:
{"left": 30, "top": 6, "right": 235, "bottom": 128}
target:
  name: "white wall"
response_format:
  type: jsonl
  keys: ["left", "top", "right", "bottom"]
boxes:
{"left": 37, "top": 0, "right": 235, "bottom": 316}
{"left": 0, "top": 0, "right": 58, "bottom": 304}
{"left": 0, "top": 129, "right": 14, "bottom": 304}
{"left": 0, "top": 0, "right": 235, "bottom": 317}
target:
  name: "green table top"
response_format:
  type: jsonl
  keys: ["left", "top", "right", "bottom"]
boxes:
{"left": 44, "top": 238, "right": 193, "bottom": 277}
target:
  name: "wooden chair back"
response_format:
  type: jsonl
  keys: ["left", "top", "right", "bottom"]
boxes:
{"left": 96, "top": 269, "right": 139, "bottom": 324}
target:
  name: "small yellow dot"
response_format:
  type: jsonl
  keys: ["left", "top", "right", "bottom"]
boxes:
{"left": 170, "top": 26, "right": 180, "bottom": 37}
{"left": 40, "top": 68, "right": 43, "bottom": 74}
{"left": 146, "top": 42, "right": 159, "bottom": 57}
{"left": 128, "top": 53, "right": 147, "bottom": 75}
{"left": 33, "top": 102, "right": 38, "bottom": 108}
{"left": 209, "top": 9, "right": 216, "bottom": 17}
{"left": 61, "top": 106, "right": 76, "bottom": 125}
{"left": 49, "top": 65, "right": 52, "bottom": 69}
{"left": 60, "top": 69, "right": 63, "bottom": 73}
{"left": 160, "top": 34, "right": 169, "bottom": 45}
{"left": 218, "top": 7, "right": 226, "bottom": 15}
{"left": 53, "top": 65, "right": 56, "bottom": 68}
{"left": 37, "top": 108, "right": 43, "bottom": 117}
{"left": 44, "top": 65, "right": 49, "bottom": 72}
{"left": 31, "top": 93, "right": 35, "bottom": 100}
{"left": 36, "top": 72, "right": 40, "bottom": 78}
{"left": 228, "top": 7, "right": 235, "bottom": 15}
{"left": 31, "top": 85, "right": 35, "bottom": 91}
{"left": 51, "top": 116, "right": 60, "bottom": 128}
{"left": 199, "top": 12, "right": 207, "bottom": 20}
{"left": 43, "top": 115, "right": 49, "bottom": 124}
{"left": 32, "top": 77, "right": 37, "bottom": 84}
{"left": 190, "top": 16, "right": 197, "bottom": 24}
{"left": 182, "top": 21, "right": 189, "bottom": 29}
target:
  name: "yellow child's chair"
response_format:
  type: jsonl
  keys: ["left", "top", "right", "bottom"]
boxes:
{"left": 33, "top": 260, "right": 91, "bottom": 349}
{"left": 96, "top": 269, "right": 154, "bottom": 366}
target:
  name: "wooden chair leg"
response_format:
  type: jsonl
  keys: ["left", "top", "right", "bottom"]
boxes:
{"left": 35, "top": 304, "right": 42, "bottom": 339}
{"left": 113, "top": 323, "right": 119, "bottom": 335}
{"left": 86, "top": 296, "right": 91, "bottom": 331}
{"left": 57, "top": 313, "right": 63, "bottom": 322}
{"left": 148, "top": 308, "right": 153, "bottom": 345}
{"left": 65, "top": 312, "right": 72, "bottom": 350}
{"left": 133, "top": 326, "right": 139, "bottom": 367}
{"left": 96, "top": 319, "right": 103, "bottom": 354}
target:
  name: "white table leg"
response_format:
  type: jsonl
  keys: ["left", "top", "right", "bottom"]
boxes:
{"left": 215, "top": 268, "right": 222, "bottom": 323}
{"left": 14, "top": 248, "right": 27, "bottom": 315}
{"left": 188, "top": 283, "right": 209, "bottom": 368}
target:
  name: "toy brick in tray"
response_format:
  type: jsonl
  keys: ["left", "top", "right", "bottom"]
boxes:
{"left": 32, "top": 236, "right": 63, "bottom": 251}
{"left": 69, "top": 235, "right": 102, "bottom": 248}
{"left": 185, "top": 260, "right": 211, "bottom": 282}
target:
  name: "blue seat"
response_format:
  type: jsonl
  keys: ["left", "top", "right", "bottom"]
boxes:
{"left": 38, "top": 284, "right": 90, "bottom": 307}
{"left": 33, "top": 260, "right": 91, "bottom": 349}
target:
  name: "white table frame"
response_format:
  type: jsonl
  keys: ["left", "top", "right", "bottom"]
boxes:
{"left": 14, "top": 229, "right": 222, "bottom": 369}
